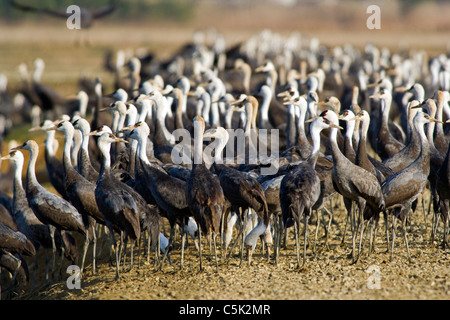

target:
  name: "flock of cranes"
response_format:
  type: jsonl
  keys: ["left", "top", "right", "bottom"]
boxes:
{"left": 1, "top": 28, "right": 450, "bottom": 297}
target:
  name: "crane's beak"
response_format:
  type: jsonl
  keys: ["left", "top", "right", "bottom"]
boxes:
{"left": 11, "top": 144, "right": 24, "bottom": 151}
{"left": 119, "top": 124, "right": 138, "bottom": 133}
{"left": 99, "top": 103, "right": 114, "bottom": 112}
{"left": 428, "top": 118, "right": 444, "bottom": 124}
{"left": 229, "top": 97, "right": 246, "bottom": 106}
{"left": 283, "top": 97, "right": 299, "bottom": 105}
{"left": 305, "top": 116, "right": 320, "bottom": 123}
{"left": 329, "top": 122, "right": 344, "bottom": 130}
{"left": 88, "top": 130, "right": 100, "bottom": 136}
{"left": 114, "top": 137, "right": 128, "bottom": 144}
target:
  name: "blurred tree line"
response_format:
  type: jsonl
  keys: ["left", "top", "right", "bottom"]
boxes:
{"left": 0, "top": 0, "right": 198, "bottom": 24}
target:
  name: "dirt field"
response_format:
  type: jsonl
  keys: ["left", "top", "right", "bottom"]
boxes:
{"left": 1, "top": 1, "right": 450, "bottom": 303}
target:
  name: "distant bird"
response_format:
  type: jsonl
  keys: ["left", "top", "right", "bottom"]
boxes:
{"left": 9, "top": 0, "right": 117, "bottom": 29}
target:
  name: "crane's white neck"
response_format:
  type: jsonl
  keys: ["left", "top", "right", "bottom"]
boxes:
{"left": 259, "top": 88, "right": 271, "bottom": 128}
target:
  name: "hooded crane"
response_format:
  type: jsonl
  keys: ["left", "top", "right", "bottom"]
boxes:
{"left": 1, "top": 150, "right": 56, "bottom": 286}
{"left": 381, "top": 111, "right": 443, "bottom": 262}
{"left": 12, "top": 140, "right": 86, "bottom": 278}
{"left": 53, "top": 120, "right": 105, "bottom": 275}
{"left": 322, "top": 109, "right": 385, "bottom": 264}
{"left": 202, "top": 126, "right": 270, "bottom": 265}
{"left": 186, "top": 116, "right": 226, "bottom": 271}
{"left": 124, "top": 121, "right": 191, "bottom": 269}
{"left": 280, "top": 115, "right": 340, "bottom": 270}
{"left": 94, "top": 132, "right": 142, "bottom": 280}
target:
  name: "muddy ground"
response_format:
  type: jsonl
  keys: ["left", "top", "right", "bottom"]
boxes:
{"left": 3, "top": 191, "right": 449, "bottom": 301}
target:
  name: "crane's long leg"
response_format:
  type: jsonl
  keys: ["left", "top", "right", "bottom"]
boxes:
{"left": 137, "top": 232, "right": 142, "bottom": 269}
{"left": 154, "top": 231, "right": 160, "bottom": 268}
{"left": 213, "top": 231, "right": 218, "bottom": 271}
{"left": 302, "top": 212, "right": 309, "bottom": 269}
{"left": 432, "top": 212, "right": 440, "bottom": 245}
{"left": 294, "top": 218, "right": 300, "bottom": 269}
{"left": 49, "top": 225, "right": 56, "bottom": 281}
{"left": 354, "top": 218, "right": 368, "bottom": 264}
{"left": 383, "top": 211, "right": 390, "bottom": 252}
{"left": 390, "top": 214, "right": 397, "bottom": 262}
{"left": 92, "top": 225, "right": 97, "bottom": 274}
{"left": 80, "top": 232, "right": 90, "bottom": 276}
{"left": 401, "top": 213, "right": 411, "bottom": 263}
{"left": 276, "top": 215, "right": 283, "bottom": 264}
{"left": 341, "top": 198, "right": 353, "bottom": 247}
{"left": 130, "top": 238, "right": 134, "bottom": 272}
{"left": 146, "top": 230, "right": 151, "bottom": 263}
{"left": 106, "top": 224, "right": 120, "bottom": 280}
{"left": 239, "top": 209, "right": 248, "bottom": 267}
{"left": 198, "top": 227, "right": 203, "bottom": 271}
{"left": 272, "top": 216, "right": 278, "bottom": 265}
{"left": 369, "top": 217, "right": 376, "bottom": 255}
{"left": 313, "top": 210, "right": 320, "bottom": 254}
{"left": 220, "top": 210, "right": 225, "bottom": 262}
{"left": 122, "top": 232, "right": 129, "bottom": 272}
{"left": 323, "top": 206, "right": 333, "bottom": 251}
{"left": 180, "top": 231, "right": 186, "bottom": 270}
